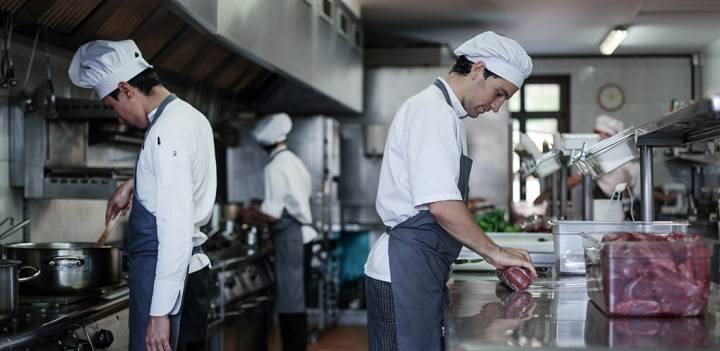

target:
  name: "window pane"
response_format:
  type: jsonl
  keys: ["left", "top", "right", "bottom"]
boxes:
{"left": 508, "top": 89, "right": 521, "bottom": 112}
{"left": 525, "top": 84, "right": 560, "bottom": 112}
{"left": 526, "top": 118, "right": 557, "bottom": 151}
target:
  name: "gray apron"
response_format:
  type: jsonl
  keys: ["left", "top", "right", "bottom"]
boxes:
{"left": 267, "top": 150, "right": 306, "bottom": 314}
{"left": 387, "top": 79, "right": 473, "bottom": 351}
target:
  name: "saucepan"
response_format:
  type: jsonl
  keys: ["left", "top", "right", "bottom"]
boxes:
{"left": 0, "top": 259, "right": 40, "bottom": 320}
{"left": 5, "top": 242, "right": 121, "bottom": 295}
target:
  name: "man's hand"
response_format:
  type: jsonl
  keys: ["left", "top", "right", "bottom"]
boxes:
{"left": 242, "top": 206, "right": 278, "bottom": 224}
{"left": 106, "top": 180, "right": 134, "bottom": 224}
{"left": 484, "top": 246, "right": 537, "bottom": 279}
{"left": 145, "top": 315, "right": 171, "bottom": 351}
{"left": 427, "top": 200, "right": 537, "bottom": 279}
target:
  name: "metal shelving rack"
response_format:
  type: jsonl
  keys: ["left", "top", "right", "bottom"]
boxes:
{"left": 635, "top": 96, "right": 720, "bottom": 220}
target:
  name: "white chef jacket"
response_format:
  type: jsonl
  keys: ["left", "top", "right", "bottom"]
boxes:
{"left": 596, "top": 162, "right": 638, "bottom": 198}
{"left": 135, "top": 97, "right": 217, "bottom": 316}
{"left": 261, "top": 146, "right": 318, "bottom": 243}
{"left": 364, "top": 77, "right": 468, "bottom": 282}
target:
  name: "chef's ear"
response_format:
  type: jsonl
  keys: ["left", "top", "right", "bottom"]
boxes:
{"left": 470, "top": 61, "right": 487, "bottom": 80}
{"left": 117, "top": 82, "right": 134, "bottom": 99}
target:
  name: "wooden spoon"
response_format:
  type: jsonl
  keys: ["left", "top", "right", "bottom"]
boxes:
{"left": 96, "top": 216, "right": 118, "bottom": 247}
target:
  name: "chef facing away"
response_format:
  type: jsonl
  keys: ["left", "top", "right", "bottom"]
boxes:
{"left": 68, "top": 39, "right": 216, "bottom": 351}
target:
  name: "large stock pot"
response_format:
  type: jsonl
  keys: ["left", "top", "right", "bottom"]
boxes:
{"left": 5, "top": 242, "right": 122, "bottom": 295}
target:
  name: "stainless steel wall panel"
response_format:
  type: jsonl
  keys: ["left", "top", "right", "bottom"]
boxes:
{"left": 207, "top": 0, "right": 362, "bottom": 113}
{"left": 225, "top": 119, "right": 266, "bottom": 204}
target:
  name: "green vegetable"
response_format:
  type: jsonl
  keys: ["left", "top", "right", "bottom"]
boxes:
{"left": 474, "top": 209, "right": 518, "bottom": 233}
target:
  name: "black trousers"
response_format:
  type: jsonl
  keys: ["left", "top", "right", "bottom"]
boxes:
{"left": 178, "top": 266, "right": 211, "bottom": 351}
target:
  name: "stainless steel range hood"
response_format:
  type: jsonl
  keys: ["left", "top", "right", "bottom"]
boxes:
{"left": 166, "top": 0, "right": 364, "bottom": 114}
{"left": 2, "top": 0, "right": 363, "bottom": 114}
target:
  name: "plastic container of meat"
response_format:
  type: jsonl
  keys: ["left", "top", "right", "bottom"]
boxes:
{"left": 553, "top": 221, "right": 688, "bottom": 276}
{"left": 583, "top": 232, "right": 712, "bottom": 317}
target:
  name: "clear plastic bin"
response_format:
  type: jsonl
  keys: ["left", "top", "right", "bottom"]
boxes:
{"left": 553, "top": 221, "right": 688, "bottom": 275}
{"left": 584, "top": 232, "right": 711, "bottom": 317}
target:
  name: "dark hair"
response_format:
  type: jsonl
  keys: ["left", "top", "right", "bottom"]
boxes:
{"left": 450, "top": 55, "right": 498, "bottom": 79}
{"left": 107, "top": 68, "right": 162, "bottom": 100}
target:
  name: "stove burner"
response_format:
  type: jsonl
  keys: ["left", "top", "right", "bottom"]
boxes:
{"left": 23, "top": 292, "right": 101, "bottom": 310}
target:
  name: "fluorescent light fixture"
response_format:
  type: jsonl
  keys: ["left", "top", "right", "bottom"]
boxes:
{"left": 599, "top": 27, "right": 628, "bottom": 55}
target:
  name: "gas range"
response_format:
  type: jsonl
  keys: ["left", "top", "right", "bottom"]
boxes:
{"left": 0, "top": 285, "right": 129, "bottom": 350}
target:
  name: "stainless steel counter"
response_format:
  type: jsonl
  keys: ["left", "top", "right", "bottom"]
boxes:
{"left": 446, "top": 273, "right": 720, "bottom": 350}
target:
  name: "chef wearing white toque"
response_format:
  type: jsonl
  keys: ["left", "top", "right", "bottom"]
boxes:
{"left": 243, "top": 113, "right": 317, "bottom": 351}
{"left": 364, "top": 31, "right": 537, "bottom": 351}
{"left": 69, "top": 39, "right": 216, "bottom": 351}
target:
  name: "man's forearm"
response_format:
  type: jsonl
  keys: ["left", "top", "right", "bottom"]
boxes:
{"left": 123, "top": 178, "right": 135, "bottom": 193}
{"left": 428, "top": 200, "right": 499, "bottom": 257}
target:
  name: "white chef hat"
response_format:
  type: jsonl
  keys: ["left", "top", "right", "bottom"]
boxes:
{"left": 594, "top": 115, "right": 624, "bottom": 136}
{"left": 454, "top": 31, "right": 533, "bottom": 88}
{"left": 68, "top": 40, "right": 153, "bottom": 99}
{"left": 252, "top": 113, "right": 293, "bottom": 146}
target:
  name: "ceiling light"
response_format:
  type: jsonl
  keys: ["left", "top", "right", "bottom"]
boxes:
{"left": 599, "top": 27, "right": 628, "bottom": 55}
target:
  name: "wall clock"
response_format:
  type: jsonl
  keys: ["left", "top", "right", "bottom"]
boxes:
{"left": 597, "top": 83, "right": 624, "bottom": 112}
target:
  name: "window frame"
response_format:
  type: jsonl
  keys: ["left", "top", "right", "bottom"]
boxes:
{"left": 510, "top": 76, "right": 570, "bottom": 201}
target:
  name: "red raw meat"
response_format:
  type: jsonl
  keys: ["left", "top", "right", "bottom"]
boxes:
{"left": 590, "top": 232, "right": 711, "bottom": 317}
{"left": 497, "top": 267, "right": 533, "bottom": 291}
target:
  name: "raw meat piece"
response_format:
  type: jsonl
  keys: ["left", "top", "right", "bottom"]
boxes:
{"left": 591, "top": 231, "right": 711, "bottom": 317}
{"left": 497, "top": 267, "right": 533, "bottom": 291}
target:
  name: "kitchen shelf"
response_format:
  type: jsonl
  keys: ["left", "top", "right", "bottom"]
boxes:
{"left": 636, "top": 96, "right": 720, "bottom": 147}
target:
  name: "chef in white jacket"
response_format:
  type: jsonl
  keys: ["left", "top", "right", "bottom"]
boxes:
{"left": 69, "top": 40, "right": 216, "bottom": 351}
{"left": 364, "top": 32, "right": 536, "bottom": 351}
{"left": 243, "top": 113, "right": 317, "bottom": 351}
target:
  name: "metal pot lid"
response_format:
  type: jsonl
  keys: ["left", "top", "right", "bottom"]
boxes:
{"left": 0, "top": 259, "right": 21, "bottom": 267}
{"left": 5, "top": 242, "right": 117, "bottom": 249}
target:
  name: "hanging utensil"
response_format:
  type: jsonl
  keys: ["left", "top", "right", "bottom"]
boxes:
{"left": 0, "top": 217, "right": 12, "bottom": 231}
{"left": 0, "top": 14, "right": 17, "bottom": 89}
{"left": 0, "top": 219, "right": 29, "bottom": 242}
{"left": 19, "top": 26, "right": 40, "bottom": 113}
{"left": 31, "top": 26, "right": 56, "bottom": 119}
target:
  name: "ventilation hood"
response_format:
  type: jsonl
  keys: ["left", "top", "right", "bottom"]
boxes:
{"left": 1, "top": 0, "right": 363, "bottom": 115}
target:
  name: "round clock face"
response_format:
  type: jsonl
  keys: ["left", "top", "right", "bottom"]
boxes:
{"left": 597, "top": 83, "right": 624, "bottom": 112}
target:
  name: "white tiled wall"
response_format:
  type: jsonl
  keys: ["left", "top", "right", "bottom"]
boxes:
{"left": 532, "top": 57, "right": 692, "bottom": 133}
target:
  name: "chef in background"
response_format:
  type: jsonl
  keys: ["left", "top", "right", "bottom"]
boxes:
{"left": 243, "top": 113, "right": 317, "bottom": 351}
{"left": 70, "top": 39, "right": 217, "bottom": 351}
{"left": 534, "top": 115, "right": 637, "bottom": 203}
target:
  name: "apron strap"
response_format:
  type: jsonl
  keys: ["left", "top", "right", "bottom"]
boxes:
{"left": 433, "top": 79, "right": 453, "bottom": 106}
{"left": 134, "top": 93, "right": 178, "bottom": 191}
